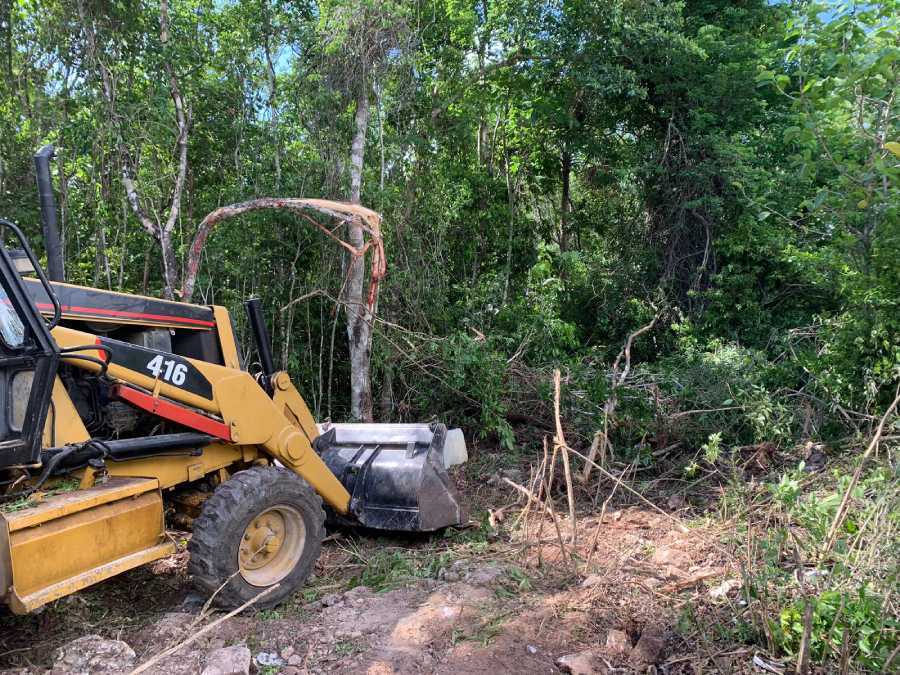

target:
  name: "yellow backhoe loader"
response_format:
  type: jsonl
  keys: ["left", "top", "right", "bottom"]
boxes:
{"left": 0, "top": 147, "right": 466, "bottom": 614}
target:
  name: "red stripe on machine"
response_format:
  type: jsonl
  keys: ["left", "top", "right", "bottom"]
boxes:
{"left": 112, "top": 384, "right": 232, "bottom": 441}
{"left": 36, "top": 302, "right": 216, "bottom": 327}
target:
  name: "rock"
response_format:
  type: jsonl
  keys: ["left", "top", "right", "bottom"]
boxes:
{"left": 708, "top": 578, "right": 741, "bottom": 600}
{"left": 153, "top": 612, "right": 195, "bottom": 641}
{"left": 202, "top": 645, "right": 251, "bottom": 675}
{"left": 630, "top": 625, "right": 667, "bottom": 667}
{"left": 179, "top": 591, "right": 207, "bottom": 611}
{"left": 650, "top": 545, "right": 690, "bottom": 570}
{"left": 343, "top": 585, "right": 372, "bottom": 600}
{"left": 555, "top": 649, "right": 605, "bottom": 675}
{"left": 650, "top": 545, "right": 692, "bottom": 579}
{"left": 501, "top": 468, "right": 523, "bottom": 482}
{"left": 51, "top": 635, "right": 136, "bottom": 675}
{"left": 281, "top": 646, "right": 296, "bottom": 659}
{"left": 803, "top": 444, "right": 828, "bottom": 473}
{"left": 603, "top": 629, "right": 631, "bottom": 656}
{"left": 287, "top": 654, "right": 305, "bottom": 666}
{"left": 526, "top": 644, "right": 538, "bottom": 655}
{"left": 320, "top": 593, "right": 342, "bottom": 607}
{"left": 465, "top": 565, "right": 503, "bottom": 585}
{"left": 487, "top": 467, "right": 523, "bottom": 486}
{"left": 667, "top": 494, "right": 686, "bottom": 511}
{"left": 255, "top": 651, "right": 285, "bottom": 667}
{"left": 581, "top": 574, "right": 603, "bottom": 588}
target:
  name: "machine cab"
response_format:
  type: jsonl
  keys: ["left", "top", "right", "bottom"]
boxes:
{"left": 0, "top": 220, "right": 59, "bottom": 467}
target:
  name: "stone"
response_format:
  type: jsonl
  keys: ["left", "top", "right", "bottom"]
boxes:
{"left": 288, "top": 654, "right": 305, "bottom": 666}
{"left": 465, "top": 565, "right": 504, "bottom": 585}
{"left": 603, "top": 629, "right": 631, "bottom": 656}
{"left": 667, "top": 494, "right": 686, "bottom": 511}
{"left": 630, "top": 625, "right": 667, "bottom": 666}
{"left": 51, "top": 635, "right": 136, "bottom": 675}
{"left": 650, "top": 545, "right": 690, "bottom": 570}
{"left": 319, "top": 593, "right": 342, "bottom": 607}
{"left": 255, "top": 651, "right": 284, "bottom": 667}
{"left": 201, "top": 645, "right": 251, "bottom": 675}
{"left": 153, "top": 612, "right": 195, "bottom": 642}
{"left": 580, "top": 574, "right": 604, "bottom": 588}
{"left": 555, "top": 649, "right": 605, "bottom": 675}
{"left": 281, "top": 646, "right": 296, "bottom": 659}
{"left": 708, "top": 578, "right": 741, "bottom": 600}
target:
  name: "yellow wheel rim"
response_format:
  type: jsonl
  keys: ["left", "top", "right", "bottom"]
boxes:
{"left": 238, "top": 505, "right": 306, "bottom": 587}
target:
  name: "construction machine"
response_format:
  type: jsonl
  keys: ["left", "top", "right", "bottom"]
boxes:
{"left": 0, "top": 146, "right": 466, "bottom": 614}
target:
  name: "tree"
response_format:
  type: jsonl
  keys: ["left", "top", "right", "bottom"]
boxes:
{"left": 76, "top": 0, "right": 191, "bottom": 300}
{"left": 315, "top": 0, "right": 411, "bottom": 421}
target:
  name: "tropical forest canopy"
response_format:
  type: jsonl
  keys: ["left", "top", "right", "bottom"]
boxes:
{"left": 0, "top": 0, "right": 897, "bottom": 446}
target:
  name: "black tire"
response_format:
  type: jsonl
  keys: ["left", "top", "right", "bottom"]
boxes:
{"left": 188, "top": 465, "right": 325, "bottom": 608}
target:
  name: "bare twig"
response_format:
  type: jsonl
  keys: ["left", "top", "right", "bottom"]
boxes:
{"left": 822, "top": 388, "right": 900, "bottom": 556}
{"left": 568, "top": 444, "right": 688, "bottom": 533}
{"left": 502, "top": 477, "right": 568, "bottom": 563}
{"left": 553, "top": 370, "right": 577, "bottom": 543}
{"left": 797, "top": 599, "right": 814, "bottom": 675}
{"left": 582, "top": 312, "right": 658, "bottom": 482}
{"left": 129, "top": 583, "right": 279, "bottom": 675}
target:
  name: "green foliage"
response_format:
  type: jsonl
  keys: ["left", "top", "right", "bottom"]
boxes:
{"left": 347, "top": 547, "right": 455, "bottom": 592}
{"left": 777, "top": 587, "right": 897, "bottom": 671}
{"left": 742, "top": 461, "right": 900, "bottom": 671}
{"left": 0, "top": 0, "right": 894, "bottom": 447}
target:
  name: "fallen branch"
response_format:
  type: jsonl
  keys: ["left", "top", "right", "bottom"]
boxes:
{"left": 182, "top": 198, "right": 385, "bottom": 306}
{"left": 128, "top": 583, "right": 279, "bottom": 675}
{"left": 568, "top": 444, "right": 688, "bottom": 533}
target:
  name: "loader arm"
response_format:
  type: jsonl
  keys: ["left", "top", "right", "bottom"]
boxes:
{"left": 49, "top": 324, "right": 353, "bottom": 513}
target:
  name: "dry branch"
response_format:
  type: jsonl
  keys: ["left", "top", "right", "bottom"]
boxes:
{"left": 182, "top": 198, "right": 385, "bottom": 305}
{"left": 502, "top": 477, "right": 569, "bottom": 562}
{"left": 129, "top": 583, "right": 279, "bottom": 674}
{"left": 553, "top": 370, "right": 577, "bottom": 543}
{"left": 822, "top": 388, "right": 900, "bottom": 556}
{"left": 581, "top": 312, "right": 658, "bottom": 483}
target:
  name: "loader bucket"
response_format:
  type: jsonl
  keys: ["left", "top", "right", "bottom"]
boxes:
{"left": 314, "top": 423, "right": 467, "bottom": 532}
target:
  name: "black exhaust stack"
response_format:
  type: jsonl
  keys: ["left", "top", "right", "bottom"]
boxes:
{"left": 245, "top": 297, "right": 276, "bottom": 389}
{"left": 33, "top": 144, "right": 65, "bottom": 282}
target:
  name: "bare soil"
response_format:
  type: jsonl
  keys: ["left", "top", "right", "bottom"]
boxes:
{"left": 0, "top": 450, "right": 756, "bottom": 674}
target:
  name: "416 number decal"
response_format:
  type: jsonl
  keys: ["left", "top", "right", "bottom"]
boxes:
{"left": 146, "top": 354, "right": 188, "bottom": 385}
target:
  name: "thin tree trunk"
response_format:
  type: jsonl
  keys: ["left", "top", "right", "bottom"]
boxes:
{"left": 560, "top": 148, "right": 571, "bottom": 252}
{"left": 2, "top": 0, "right": 12, "bottom": 85}
{"left": 346, "top": 84, "right": 374, "bottom": 421}
{"left": 79, "top": 0, "right": 188, "bottom": 301}
{"left": 158, "top": 230, "right": 178, "bottom": 300}
{"left": 263, "top": 4, "right": 281, "bottom": 190}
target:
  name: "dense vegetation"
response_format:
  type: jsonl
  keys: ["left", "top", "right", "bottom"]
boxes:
{"left": 0, "top": 1, "right": 897, "bottom": 669}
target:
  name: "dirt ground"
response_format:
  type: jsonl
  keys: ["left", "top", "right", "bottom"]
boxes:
{"left": 0, "top": 450, "right": 759, "bottom": 674}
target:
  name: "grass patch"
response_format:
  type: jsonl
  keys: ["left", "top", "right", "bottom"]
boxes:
{"left": 345, "top": 547, "right": 456, "bottom": 592}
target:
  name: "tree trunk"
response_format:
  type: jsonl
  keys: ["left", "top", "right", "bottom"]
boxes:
{"left": 263, "top": 4, "right": 281, "bottom": 190}
{"left": 346, "top": 85, "right": 374, "bottom": 422}
{"left": 560, "top": 148, "right": 571, "bottom": 252}
{"left": 159, "top": 230, "right": 179, "bottom": 300}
